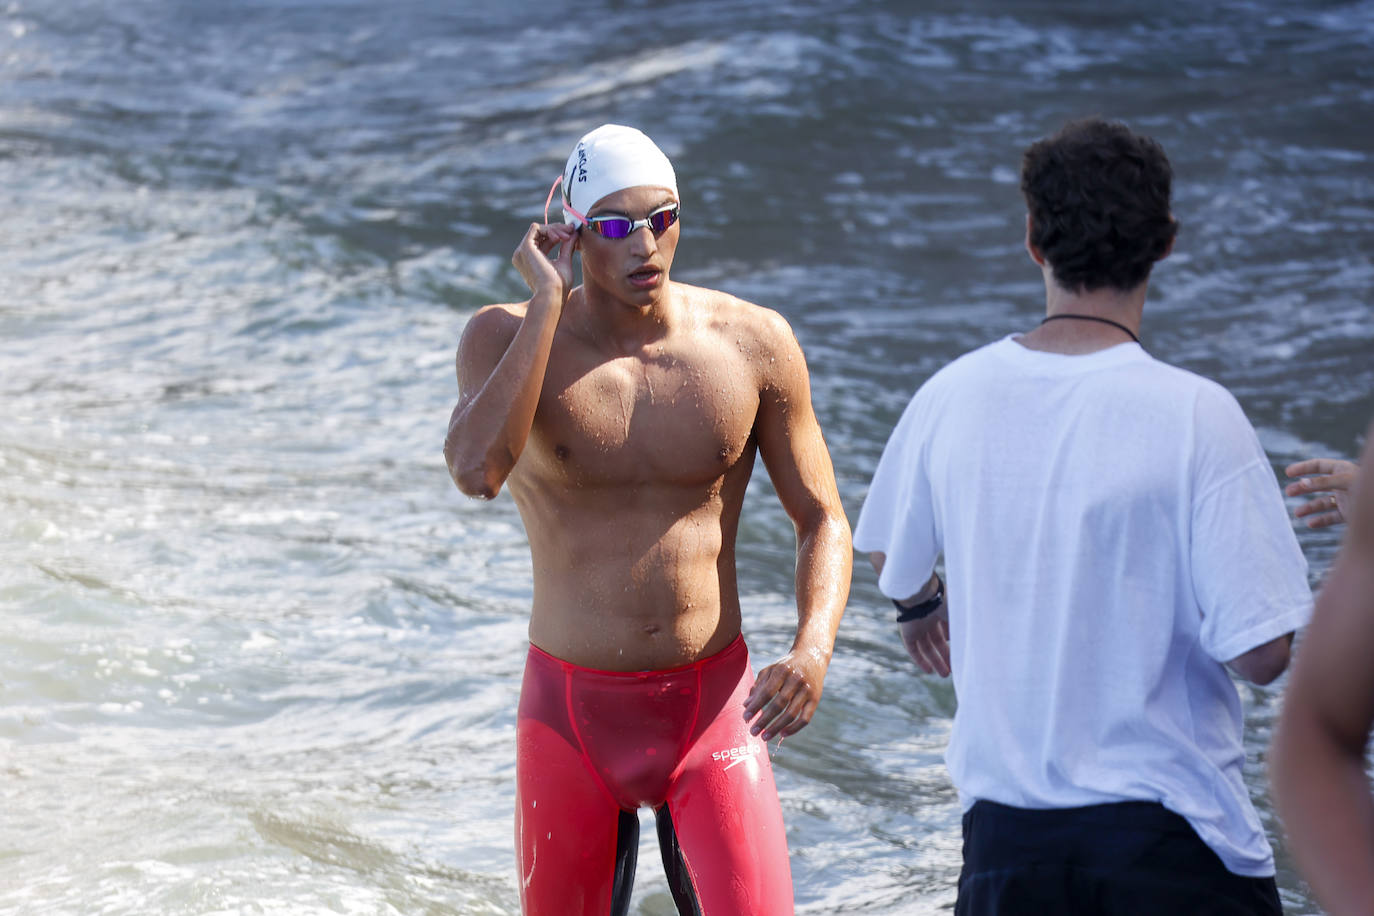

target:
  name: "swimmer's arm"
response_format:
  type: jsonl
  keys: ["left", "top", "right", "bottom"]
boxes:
{"left": 1273, "top": 445, "right": 1374, "bottom": 916}
{"left": 743, "top": 310, "right": 852, "bottom": 740}
{"left": 444, "top": 222, "right": 576, "bottom": 499}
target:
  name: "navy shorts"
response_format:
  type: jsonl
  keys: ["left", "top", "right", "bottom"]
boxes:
{"left": 955, "top": 800, "right": 1282, "bottom": 916}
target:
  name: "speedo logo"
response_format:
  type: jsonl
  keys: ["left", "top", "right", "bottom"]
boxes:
{"left": 711, "top": 743, "right": 762, "bottom": 771}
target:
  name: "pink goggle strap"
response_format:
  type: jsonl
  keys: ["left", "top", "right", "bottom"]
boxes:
{"left": 544, "top": 175, "right": 587, "bottom": 226}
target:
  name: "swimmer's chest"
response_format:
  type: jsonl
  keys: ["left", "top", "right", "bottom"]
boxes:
{"left": 528, "top": 349, "right": 760, "bottom": 487}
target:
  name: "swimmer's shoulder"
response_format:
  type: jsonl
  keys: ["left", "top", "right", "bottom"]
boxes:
{"left": 674, "top": 282, "right": 808, "bottom": 386}
{"left": 455, "top": 301, "right": 529, "bottom": 384}
{"left": 459, "top": 300, "right": 529, "bottom": 355}
{"left": 675, "top": 282, "right": 798, "bottom": 346}
{"left": 465, "top": 299, "right": 526, "bottom": 338}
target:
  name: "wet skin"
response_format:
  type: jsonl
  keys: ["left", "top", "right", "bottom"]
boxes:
{"left": 445, "top": 185, "right": 851, "bottom": 740}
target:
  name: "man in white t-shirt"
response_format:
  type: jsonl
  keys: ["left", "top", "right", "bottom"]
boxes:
{"left": 853, "top": 118, "right": 1311, "bottom": 915}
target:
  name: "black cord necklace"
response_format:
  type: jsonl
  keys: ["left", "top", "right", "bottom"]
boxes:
{"left": 1039, "top": 313, "right": 1140, "bottom": 344}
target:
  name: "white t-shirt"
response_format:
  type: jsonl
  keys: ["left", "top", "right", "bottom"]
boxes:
{"left": 853, "top": 336, "right": 1312, "bottom": 877}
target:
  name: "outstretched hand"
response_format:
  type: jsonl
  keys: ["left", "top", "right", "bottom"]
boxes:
{"left": 901, "top": 609, "right": 951, "bottom": 678}
{"left": 511, "top": 221, "right": 578, "bottom": 301}
{"left": 1286, "top": 458, "right": 1359, "bottom": 529}
{"left": 743, "top": 647, "right": 830, "bottom": 742}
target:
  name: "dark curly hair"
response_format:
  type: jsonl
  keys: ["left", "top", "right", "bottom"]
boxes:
{"left": 1020, "top": 118, "right": 1179, "bottom": 293}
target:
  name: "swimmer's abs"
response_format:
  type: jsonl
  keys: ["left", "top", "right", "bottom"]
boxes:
{"left": 527, "top": 577, "right": 743, "bottom": 672}
{"left": 525, "top": 509, "right": 736, "bottom": 602}
{"left": 514, "top": 483, "right": 749, "bottom": 668}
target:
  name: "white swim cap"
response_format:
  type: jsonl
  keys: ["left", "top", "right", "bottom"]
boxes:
{"left": 561, "top": 124, "right": 678, "bottom": 227}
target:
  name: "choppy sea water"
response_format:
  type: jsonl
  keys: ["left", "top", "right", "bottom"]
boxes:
{"left": 1, "top": 1, "right": 1371, "bottom": 912}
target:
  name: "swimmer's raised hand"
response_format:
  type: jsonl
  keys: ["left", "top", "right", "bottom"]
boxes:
{"left": 1286, "top": 458, "right": 1359, "bottom": 529}
{"left": 512, "top": 221, "right": 578, "bottom": 302}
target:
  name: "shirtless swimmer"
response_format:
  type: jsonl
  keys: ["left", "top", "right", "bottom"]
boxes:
{"left": 443, "top": 124, "right": 852, "bottom": 915}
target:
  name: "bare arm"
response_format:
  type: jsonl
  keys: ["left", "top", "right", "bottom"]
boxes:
{"left": 742, "top": 311, "right": 853, "bottom": 741}
{"left": 1273, "top": 432, "right": 1374, "bottom": 916}
{"left": 443, "top": 222, "right": 577, "bottom": 499}
{"left": 1224, "top": 633, "right": 1292, "bottom": 685}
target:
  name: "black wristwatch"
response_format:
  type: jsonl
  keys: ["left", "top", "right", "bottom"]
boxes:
{"left": 893, "top": 575, "right": 944, "bottom": 623}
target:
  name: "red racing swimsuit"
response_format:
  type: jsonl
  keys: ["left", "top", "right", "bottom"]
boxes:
{"left": 515, "top": 635, "right": 794, "bottom": 915}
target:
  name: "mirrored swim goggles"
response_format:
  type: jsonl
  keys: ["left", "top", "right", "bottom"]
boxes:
{"left": 544, "top": 176, "right": 680, "bottom": 240}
